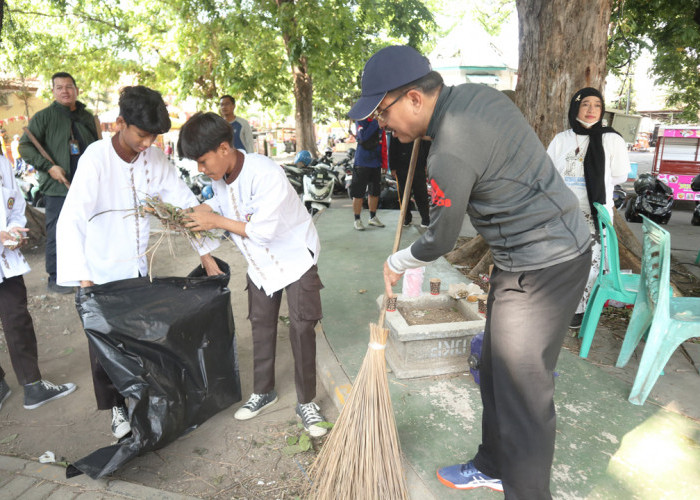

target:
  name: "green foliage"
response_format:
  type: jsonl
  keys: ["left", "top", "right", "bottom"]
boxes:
{"left": 282, "top": 429, "right": 312, "bottom": 455}
{"left": 609, "top": 0, "right": 700, "bottom": 121}
{"left": 0, "top": 0, "right": 435, "bottom": 126}
{"left": 472, "top": 0, "right": 514, "bottom": 36}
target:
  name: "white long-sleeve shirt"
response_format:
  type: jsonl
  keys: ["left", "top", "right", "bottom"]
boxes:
{"left": 0, "top": 155, "right": 30, "bottom": 281}
{"left": 205, "top": 153, "right": 319, "bottom": 295}
{"left": 57, "top": 139, "right": 219, "bottom": 286}
{"left": 547, "top": 129, "right": 629, "bottom": 230}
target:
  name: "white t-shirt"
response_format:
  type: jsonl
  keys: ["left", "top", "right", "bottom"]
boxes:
{"left": 0, "top": 155, "right": 30, "bottom": 281}
{"left": 547, "top": 129, "right": 629, "bottom": 231}
{"left": 57, "top": 139, "right": 219, "bottom": 286}
{"left": 205, "top": 153, "right": 319, "bottom": 295}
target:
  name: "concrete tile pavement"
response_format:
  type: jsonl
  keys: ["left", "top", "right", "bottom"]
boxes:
{"left": 313, "top": 202, "right": 700, "bottom": 499}
{"left": 0, "top": 455, "right": 196, "bottom": 499}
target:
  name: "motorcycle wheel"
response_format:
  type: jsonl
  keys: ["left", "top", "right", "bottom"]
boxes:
{"left": 691, "top": 211, "right": 700, "bottom": 226}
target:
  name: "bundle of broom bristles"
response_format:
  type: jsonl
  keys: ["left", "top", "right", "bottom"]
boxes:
{"left": 305, "top": 320, "right": 409, "bottom": 499}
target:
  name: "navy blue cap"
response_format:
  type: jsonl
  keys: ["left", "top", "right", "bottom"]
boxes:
{"left": 348, "top": 45, "right": 432, "bottom": 120}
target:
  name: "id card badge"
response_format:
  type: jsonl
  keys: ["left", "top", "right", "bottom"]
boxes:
{"left": 69, "top": 139, "right": 80, "bottom": 155}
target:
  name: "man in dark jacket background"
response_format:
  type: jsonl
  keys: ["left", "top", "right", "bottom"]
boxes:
{"left": 19, "top": 72, "right": 99, "bottom": 294}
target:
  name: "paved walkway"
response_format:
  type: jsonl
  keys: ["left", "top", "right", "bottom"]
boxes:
{"left": 0, "top": 455, "right": 195, "bottom": 499}
{"left": 314, "top": 203, "right": 700, "bottom": 499}
{"left": 2, "top": 200, "right": 699, "bottom": 499}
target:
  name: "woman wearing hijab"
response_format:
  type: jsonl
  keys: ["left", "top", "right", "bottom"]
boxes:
{"left": 547, "top": 87, "right": 630, "bottom": 329}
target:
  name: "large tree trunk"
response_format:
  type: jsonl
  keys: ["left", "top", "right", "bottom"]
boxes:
{"left": 515, "top": 0, "right": 612, "bottom": 147}
{"left": 277, "top": 0, "right": 318, "bottom": 158}
{"left": 292, "top": 59, "right": 318, "bottom": 157}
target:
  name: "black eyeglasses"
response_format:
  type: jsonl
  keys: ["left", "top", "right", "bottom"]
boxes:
{"left": 370, "top": 88, "right": 413, "bottom": 122}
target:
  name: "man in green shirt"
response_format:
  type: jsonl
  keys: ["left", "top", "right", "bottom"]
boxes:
{"left": 19, "top": 72, "right": 99, "bottom": 294}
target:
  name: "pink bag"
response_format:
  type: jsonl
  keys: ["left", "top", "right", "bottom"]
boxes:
{"left": 402, "top": 267, "right": 425, "bottom": 297}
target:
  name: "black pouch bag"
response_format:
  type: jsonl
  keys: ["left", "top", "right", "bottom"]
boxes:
{"left": 66, "top": 257, "right": 241, "bottom": 479}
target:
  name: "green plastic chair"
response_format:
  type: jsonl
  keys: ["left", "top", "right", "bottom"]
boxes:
{"left": 616, "top": 217, "right": 700, "bottom": 405}
{"left": 578, "top": 203, "right": 641, "bottom": 359}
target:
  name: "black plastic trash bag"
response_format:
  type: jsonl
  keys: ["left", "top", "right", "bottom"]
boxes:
{"left": 67, "top": 258, "right": 241, "bottom": 479}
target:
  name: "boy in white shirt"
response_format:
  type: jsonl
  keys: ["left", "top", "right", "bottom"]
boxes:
{"left": 57, "top": 87, "right": 220, "bottom": 439}
{"left": 0, "top": 155, "right": 76, "bottom": 411}
{"left": 177, "top": 112, "right": 327, "bottom": 437}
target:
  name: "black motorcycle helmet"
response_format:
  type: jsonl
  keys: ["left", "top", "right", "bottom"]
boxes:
{"left": 634, "top": 173, "right": 656, "bottom": 195}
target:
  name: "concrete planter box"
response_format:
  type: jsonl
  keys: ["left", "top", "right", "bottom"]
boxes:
{"left": 376, "top": 293, "right": 486, "bottom": 379}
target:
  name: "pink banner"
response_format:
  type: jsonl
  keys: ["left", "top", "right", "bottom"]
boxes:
{"left": 663, "top": 128, "right": 700, "bottom": 138}
{"left": 658, "top": 174, "right": 700, "bottom": 200}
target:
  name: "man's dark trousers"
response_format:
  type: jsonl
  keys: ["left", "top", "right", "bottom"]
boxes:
{"left": 44, "top": 195, "right": 66, "bottom": 283}
{"left": 473, "top": 249, "right": 592, "bottom": 499}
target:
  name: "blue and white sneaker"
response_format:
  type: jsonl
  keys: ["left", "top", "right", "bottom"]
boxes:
{"left": 437, "top": 461, "right": 503, "bottom": 492}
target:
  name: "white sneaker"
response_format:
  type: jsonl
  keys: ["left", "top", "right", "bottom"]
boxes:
{"left": 111, "top": 405, "right": 131, "bottom": 439}
{"left": 368, "top": 216, "right": 385, "bottom": 227}
{"left": 353, "top": 219, "right": 365, "bottom": 231}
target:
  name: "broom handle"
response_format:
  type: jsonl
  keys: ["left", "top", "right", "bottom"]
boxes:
{"left": 22, "top": 127, "right": 56, "bottom": 166}
{"left": 379, "top": 138, "right": 421, "bottom": 326}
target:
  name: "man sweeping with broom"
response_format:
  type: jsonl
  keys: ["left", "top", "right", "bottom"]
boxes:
{"left": 349, "top": 45, "right": 592, "bottom": 499}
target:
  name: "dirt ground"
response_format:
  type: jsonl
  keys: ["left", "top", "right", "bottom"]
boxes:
{"left": 0, "top": 230, "right": 337, "bottom": 499}
{"left": 397, "top": 304, "right": 468, "bottom": 325}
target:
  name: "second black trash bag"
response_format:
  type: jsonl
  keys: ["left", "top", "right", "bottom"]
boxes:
{"left": 67, "top": 258, "right": 241, "bottom": 479}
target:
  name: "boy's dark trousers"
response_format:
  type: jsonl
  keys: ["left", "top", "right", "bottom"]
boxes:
{"left": 0, "top": 275, "right": 42, "bottom": 385}
{"left": 247, "top": 265, "right": 323, "bottom": 404}
{"left": 88, "top": 342, "right": 125, "bottom": 410}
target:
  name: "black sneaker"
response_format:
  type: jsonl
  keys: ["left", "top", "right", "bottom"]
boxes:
{"left": 111, "top": 405, "right": 131, "bottom": 439}
{"left": 569, "top": 313, "right": 584, "bottom": 330}
{"left": 234, "top": 390, "right": 278, "bottom": 420}
{"left": 296, "top": 401, "right": 327, "bottom": 437}
{"left": 23, "top": 380, "right": 77, "bottom": 409}
{"left": 0, "top": 379, "right": 11, "bottom": 411}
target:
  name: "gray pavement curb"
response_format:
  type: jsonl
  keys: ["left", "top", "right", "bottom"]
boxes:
{"left": 0, "top": 455, "right": 196, "bottom": 499}
{"left": 315, "top": 323, "right": 436, "bottom": 500}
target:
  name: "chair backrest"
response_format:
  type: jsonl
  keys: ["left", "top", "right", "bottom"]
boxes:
{"left": 593, "top": 203, "right": 625, "bottom": 291}
{"left": 640, "top": 216, "right": 672, "bottom": 317}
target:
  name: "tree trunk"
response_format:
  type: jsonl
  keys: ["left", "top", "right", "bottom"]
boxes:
{"left": 277, "top": 0, "right": 318, "bottom": 158}
{"left": 292, "top": 59, "right": 318, "bottom": 157}
{"left": 515, "top": 0, "right": 612, "bottom": 147}
{"left": 445, "top": 234, "right": 489, "bottom": 267}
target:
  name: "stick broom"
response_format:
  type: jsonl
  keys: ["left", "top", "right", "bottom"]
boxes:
{"left": 306, "top": 138, "right": 421, "bottom": 499}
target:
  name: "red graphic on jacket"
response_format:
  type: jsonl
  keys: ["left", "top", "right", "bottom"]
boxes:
{"left": 430, "top": 179, "right": 452, "bottom": 207}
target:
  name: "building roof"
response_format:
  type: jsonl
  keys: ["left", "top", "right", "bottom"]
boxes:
{"left": 429, "top": 19, "right": 516, "bottom": 73}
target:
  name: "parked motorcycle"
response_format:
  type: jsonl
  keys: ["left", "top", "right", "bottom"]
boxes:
{"left": 613, "top": 184, "right": 628, "bottom": 210}
{"left": 282, "top": 150, "right": 314, "bottom": 194}
{"left": 15, "top": 163, "right": 44, "bottom": 208}
{"left": 302, "top": 165, "right": 335, "bottom": 215}
{"left": 179, "top": 166, "right": 202, "bottom": 200}
{"left": 178, "top": 163, "right": 212, "bottom": 202}
{"left": 625, "top": 173, "right": 674, "bottom": 225}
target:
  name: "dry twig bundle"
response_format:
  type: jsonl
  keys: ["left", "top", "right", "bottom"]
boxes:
{"left": 305, "top": 322, "right": 409, "bottom": 499}
{"left": 89, "top": 195, "right": 225, "bottom": 278}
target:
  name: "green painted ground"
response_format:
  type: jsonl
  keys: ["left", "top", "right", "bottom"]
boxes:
{"left": 315, "top": 206, "right": 700, "bottom": 499}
